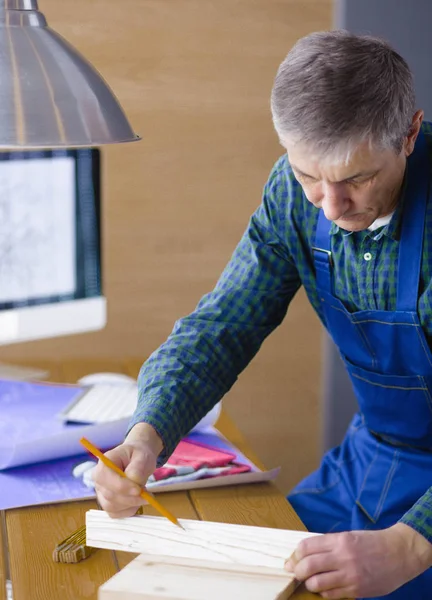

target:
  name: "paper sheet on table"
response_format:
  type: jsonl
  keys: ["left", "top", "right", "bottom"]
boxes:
{"left": 0, "top": 379, "right": 130, "bottom": 470}
{"left": 0, "top": 378, "right": 280, "bottom": 511}
{"left": 0, "top": 379, "right": 223, "bottom": 470}
{"left": 0, "top": 426, "right": 280, "bottom": 510}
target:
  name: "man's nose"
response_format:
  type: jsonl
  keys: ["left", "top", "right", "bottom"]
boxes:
{"left": 321, "top": 183, "right": 350, "bottom": 221}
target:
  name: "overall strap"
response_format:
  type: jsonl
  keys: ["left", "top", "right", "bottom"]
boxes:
{"left": 312, "top": 129, "right": 430, "bottom": 305}
{"left": 313, "top": 207, "right": 333, "bottom": 293}
{"left": 397, "top": 129, "right": 429, "bottom": 311}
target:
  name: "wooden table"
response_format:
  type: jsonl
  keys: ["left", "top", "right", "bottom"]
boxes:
{"left": 0, "top": 359, "right": 320, "bottom": 600}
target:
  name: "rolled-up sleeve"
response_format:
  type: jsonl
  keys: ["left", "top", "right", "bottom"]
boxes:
{"left": 400, "top": 487, "right": 432, "bottom": 544}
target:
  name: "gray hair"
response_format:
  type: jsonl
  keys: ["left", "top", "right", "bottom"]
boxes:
{"left": 270, "top": 30, "right": 416, "bottom": 162}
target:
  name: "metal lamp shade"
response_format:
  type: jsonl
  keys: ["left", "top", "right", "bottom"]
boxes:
{"left": 0, "top": 0, "right": 140, "bottom": 148}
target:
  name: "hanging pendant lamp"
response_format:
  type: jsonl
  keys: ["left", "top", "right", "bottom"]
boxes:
{"left": 0, "top": 0, "right": 140, "bottom": 148}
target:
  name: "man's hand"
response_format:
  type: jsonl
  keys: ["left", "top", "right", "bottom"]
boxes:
{"left": 92, "top": 423, "right": 164, "bottom": 518}
{"left": 284, "top": 523, "right": 432, "bottom": 599}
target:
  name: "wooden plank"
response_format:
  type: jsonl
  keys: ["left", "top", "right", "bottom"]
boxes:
{"left": 86, "top": 510, "right": 319, "bottom": 568}
{"left": 114, "top": 361, "right": 320, "bottom": 598}
{"left": 192, "top": 408, "right": 324, "bottom": 599}
{"left": 7, "top": 501, "right": 117, "bottom": 600}
{"left": 99, "top": 554, "right": 296, "bottom": 600}
{"left": 189, "top": 485, "right": 322, "bottom": 600}
{"left": 115, "top": 491, "right": 199, "bottom": 570}
{"left": 188, "top": 450, "right": 353, "bottom": 598}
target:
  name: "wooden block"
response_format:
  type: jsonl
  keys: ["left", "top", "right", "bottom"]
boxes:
{"left": 86, "top": 510, "right": 320, "bottom": 570}
{"left": 98, "top": 554, "right": 297, "bottom": 600}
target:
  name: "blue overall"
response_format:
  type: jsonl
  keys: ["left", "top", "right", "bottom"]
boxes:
{"left": 288, "top": 130, "right": 432, "bottom": 599}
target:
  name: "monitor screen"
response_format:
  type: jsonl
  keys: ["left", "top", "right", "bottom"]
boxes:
{"left": 0, "top": 148, "right": 105, "bottom": 344}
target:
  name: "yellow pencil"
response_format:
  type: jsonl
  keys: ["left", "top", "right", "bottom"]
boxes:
{"left": 79, "top": 436, "right": 184, "bottom": 530}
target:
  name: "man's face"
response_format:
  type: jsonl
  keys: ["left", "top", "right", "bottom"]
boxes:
{"left": 284, "top": 138, "right": 408, "bottom": 232}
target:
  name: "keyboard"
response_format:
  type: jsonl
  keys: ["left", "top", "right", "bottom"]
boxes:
{"left": 59, "top": 383, "right": 139, "bottom": 424}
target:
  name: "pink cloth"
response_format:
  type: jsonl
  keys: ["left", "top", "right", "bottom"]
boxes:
{"left": 151, "top": 439, "right": 251, "bottom": 482}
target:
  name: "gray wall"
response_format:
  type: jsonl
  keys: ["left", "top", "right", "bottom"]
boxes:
{"left": 322, "top": 0, "right": 432, "bottom": 453}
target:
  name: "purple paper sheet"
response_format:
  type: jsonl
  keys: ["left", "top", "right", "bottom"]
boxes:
{"left": 0, "top": 379, "right": 130, "bottom": 469}
{"left": 0, "top": 379, "right": 82, "bottom": 438}
{"left": 0, "top": 428, "right": 261, "bottom": 510}
{"left": 0, "top": 453, "right": 94, "bottom": 510}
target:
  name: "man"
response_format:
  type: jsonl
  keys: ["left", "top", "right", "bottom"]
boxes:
{"left": 93, "top": 30, "right": 432, "bottom": 599}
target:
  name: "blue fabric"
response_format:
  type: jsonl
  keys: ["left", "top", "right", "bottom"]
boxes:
{"left": 288, "top": 131, "right": 432, "bottom": 599}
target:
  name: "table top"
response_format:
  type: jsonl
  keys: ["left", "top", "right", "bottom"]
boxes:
{"left": 0, "top": 358, "right": 320, "bottom": 600}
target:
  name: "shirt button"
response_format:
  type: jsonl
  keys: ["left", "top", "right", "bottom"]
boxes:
{"left": 364, "top": 252, "right": 372, "bottom": 261}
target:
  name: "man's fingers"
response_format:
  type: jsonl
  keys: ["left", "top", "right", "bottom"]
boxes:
{"left": 125, "top": 456, "right": 153, "bottom": 487}
{"left": 295, "top": 534, "right": 335, "bottom": 562}
{"left": 94, "top": 478, "right": 140, "bottom": 504}
{"left": 293, "top": 552, "right": 338, "bottom": 581}
{"left": 284, "top": 557, "right": 295, "bottom": 572}
{"left": 90, "top": 440, "right": 158, "bottom": 518}
{"left": 103, "top": 447, "right": 130, "bottom": 470}
{"left": 94, "top": 484, "right": 143, "bottom": 506}
{"left": 96, "top": 490, "right": 147, "bottom": 518}
{"left": 304, "top": 571, "right": 342, "bottom": 594}
{"left": 285, "top": 535, "right": 335, "bottom": 573}
{"left": 92, "top": 462, "right": 141, "bottom": 496}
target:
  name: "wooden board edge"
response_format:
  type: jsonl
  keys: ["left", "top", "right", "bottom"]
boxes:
{"left": 99, "top": 554, "right": 298, "bottom": 600}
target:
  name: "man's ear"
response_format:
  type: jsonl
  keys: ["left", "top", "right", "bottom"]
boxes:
{"left": 404, "top": 109, "right": 424, "bottom": 156}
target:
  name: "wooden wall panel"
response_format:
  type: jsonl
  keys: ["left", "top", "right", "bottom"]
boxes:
{"left": 0, "top": 0, "right": 332, "bottom": 494}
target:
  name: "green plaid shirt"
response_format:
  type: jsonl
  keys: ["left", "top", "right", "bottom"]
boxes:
{"left": 130, "top": 122, "right": 432, "bottom": 544}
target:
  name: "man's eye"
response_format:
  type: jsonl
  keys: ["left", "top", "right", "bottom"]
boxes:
{"left": 298, "top": 174, "right": 316, "bottom": 183}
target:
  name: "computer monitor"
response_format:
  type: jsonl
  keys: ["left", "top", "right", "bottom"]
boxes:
{"left": 0, "top": 148, "right": 105, "bottom": 345}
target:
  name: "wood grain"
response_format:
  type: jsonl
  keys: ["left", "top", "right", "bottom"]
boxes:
{"left": 189, "top": 409, "right": 323, "bottom": 599}
{"left": 6, "top": 501, "right": 116, "bottom": 600}
{"left": 190, "top": 486, "right": 323, "bottom": 600}
{"left": 0, "top": 513, "right": 6, "bottom": 600}
{"left": 86, "top": 510, "right": 319, "bottom": 569}
{"left": 115, "top": 491, "right": 199, "bottom": 571}
{"left": 99, "top": 554, "right": 297, "bottom": 600}
{"left": 191, "top": 483, "right": 306, "bottom": 531}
